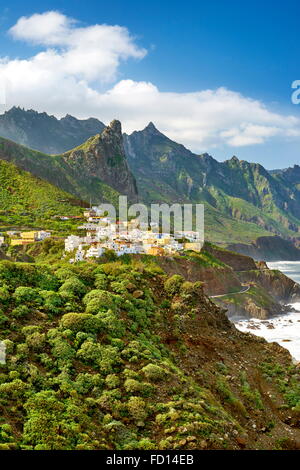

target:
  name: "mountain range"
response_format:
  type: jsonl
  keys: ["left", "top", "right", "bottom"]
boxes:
{"left": 0, "top": 107, "right": 299, "bottom": 259}
{"left": 0, "top": 107, "right": 105, "bottom": 154}
{"left": 0, "top": 116, "right": 138, "bottom": 206}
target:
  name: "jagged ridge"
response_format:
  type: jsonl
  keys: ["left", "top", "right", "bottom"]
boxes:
{"left": 0, "top": 120, "right": 138, "bottom": 205}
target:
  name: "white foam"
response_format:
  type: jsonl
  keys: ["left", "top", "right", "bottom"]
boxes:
{"left": 232, "top": 262, "right": 300, "bottom": 360}
{"left": 234, "top": 306, "right": 300, "bottom": 360}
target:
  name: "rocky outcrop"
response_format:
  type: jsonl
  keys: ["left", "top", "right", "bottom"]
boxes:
{"left": 204, "top": 243, "right": 257, "bottom": 271}
{"left": 0, "top": 120, "right": 138, "bottom": 205}
{"left": 155, "top": 256, "right": 242, "bottom": 296}
{"left": 146, "top": 245, "right": 300, "bottom": 319}
{"left": 226, "top": 236, "right": 300, "bottom": 261}
{"left": 63, "top": 120, "right": 138, "bottom": 203}
{"left": 215, "top": 291, "right": 291, "bottom": 320}
{"left": 237, "top": 268, "right": 300, "bottom": 303}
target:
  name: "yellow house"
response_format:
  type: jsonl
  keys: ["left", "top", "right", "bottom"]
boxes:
{"left": 10, "top": 231, "right": 39, "bottom": 246}
{"left": 146, "top": 246, "right": 165, "bottom": 256}
{"left": 184, "top": 242, "right": 202, "bottom": 252}
{"left": 21, "top": 231, "right": 38, "bottom": 241}
{"left": 143, "top": 237, "right": 157, "bottom": 245}
{"left": 157, "top": 237, "right": 171, "bottom": 246}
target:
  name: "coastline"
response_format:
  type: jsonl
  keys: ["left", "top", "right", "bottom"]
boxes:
{"left": 233, "top": 261, "right": 300, "bottom": 361}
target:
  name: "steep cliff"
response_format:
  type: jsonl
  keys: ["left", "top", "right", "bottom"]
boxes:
{"left": 150, "top": 246, "right": 300, "bottom": 319}
{"left": 1, "top": 257, "right": 300, "bottom": 450}
{"left": 226, "top": 236, "right": 300, "bottom": 261}
{"left": 63, "top": 120, "right": 138, "bottom": 203}
{"left": 0, "top": 120, "right": 138, "bottom": 205}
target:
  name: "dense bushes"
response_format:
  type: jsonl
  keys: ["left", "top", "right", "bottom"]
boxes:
{"left": 164, "top": 275, "right": 184, "bottom": 296}
{"left": 0, "top": 256, "right": 287, "bottom": 450}
{"left": 60, "top": 313, "right": 103, "bottom": 333}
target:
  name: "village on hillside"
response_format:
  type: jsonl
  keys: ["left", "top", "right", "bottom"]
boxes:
{"left": 65, "top": 207, "right": 203, "bottom": 262}
{"left": 0, "top": 207, "right": 202, "bottom": 261}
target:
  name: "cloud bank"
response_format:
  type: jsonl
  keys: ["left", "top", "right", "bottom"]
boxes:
{"left": 0, "top": 11, "right": 299, "bottom": 152}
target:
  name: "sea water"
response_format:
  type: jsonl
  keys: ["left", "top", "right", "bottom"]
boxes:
{"left": 234, "top": 261, "right": 300, "bottom": 360}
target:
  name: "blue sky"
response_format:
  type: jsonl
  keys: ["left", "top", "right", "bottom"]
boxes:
{"left": 0, "top": 0, "right": 299, "bottom": 168}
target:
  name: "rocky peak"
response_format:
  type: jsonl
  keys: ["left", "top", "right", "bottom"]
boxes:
{"left": 61, "top": 114, "right": 77, "bottom": 122}
{"left": 100, "top": 120, "right": 123, "bottom": 143}
{"left": 143, "top": 121, "right": 161, "bottom": 135}
{"left": 109, "top": 119, "right": 122, "bottom": 134}
{"left": 63, "top": 120, "right": 138, "bottom": 203}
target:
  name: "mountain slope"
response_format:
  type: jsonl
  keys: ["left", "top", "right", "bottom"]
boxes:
{"left": 124, "top": 124, "right": 300, "bottom": 245}
{"left": 271, "top": 165, "right": 300, "bottom": 200}
{"left": 1, "top": 256, "right": 300, "bottom": 450}
{"left": 0, "top": 158, "right": 84, "bottom": 227}
{"left": 0, "top": 107, "right": 105, "bottom": 154}
{"left": 0, "top": 108, "right": 299, "bottom": 251}
{"left": 0, "top": 120, "right": 138, "bottom": 205}
{"left": 63, "top": 120, "right": 138, "bottom": 203}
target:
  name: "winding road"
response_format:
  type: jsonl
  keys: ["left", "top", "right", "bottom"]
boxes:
{"left": 210, "top": 285, "right": 251, "bottom": 299}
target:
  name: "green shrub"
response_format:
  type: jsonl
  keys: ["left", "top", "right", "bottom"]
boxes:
{"left": 0, "top": 310, "right": 8, "bottom": 326}
{"left": 26, "top": 333, "right": 46, "bottom": 351}
{"left": 54, "top": 267, "right": 75, "bottom": 281}
{"left": 59, "top": 277, "right": 87, "bottom": 297}
{"left": 105, "top": 374, "right": 120, "bottom": 389}
{"left": 11, "top": 305, "right": 31, "bottom": 318}
{"left": 0, "top": 379, "right": 28, "bottom": 399}
{"left": 94, "top": 274, "right": 108, "bottom": 290}
{"left": 127, "top": 396, "right": 148, "bottom": 422}
{"left": 13, "top": 287, "right": 42, "bottom": 305}
{"left": 83, "top": 289, "right": 120, "bottom": 312}
{"left": 164, "top": 275, "right": 184, "bottom": 296}
{"left": 137, "top": 438, "right": 156, "bottom": 450}
{"left": 124, "top": 378, "right": 142, "bottom": 394}
{"left": 40, "top": 291, "right": 64, "bottom": 314}
{"left": 60, "top": 313, "right": 103, "bottom": 333}
{"left": 141, "top": 364, "right": 167, "bottom": 382}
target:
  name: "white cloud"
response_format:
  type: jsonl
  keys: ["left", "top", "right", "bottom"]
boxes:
{"left": 9, "top": 11, "right": 74, "bottom": 44}
{"left": 0, "top": 11, "right": 300, "bottom": 152}
{"left": 7, "top": 11, "right": 147, "bottom": 82}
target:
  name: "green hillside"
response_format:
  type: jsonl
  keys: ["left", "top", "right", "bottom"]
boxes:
{"left": 0, "top": 159, "right": 84, "bottom": 230}
{"left": 0, "top": 257, "right": 299, "bottom": 450}
{"left": 0, "top": 113, "right": 299, "bottom": 249}
{"left": 0, "top": 121, "right": 134, "bottom": 207}
{"left": 124, "top": 125, "right": 300, "bottom": 246}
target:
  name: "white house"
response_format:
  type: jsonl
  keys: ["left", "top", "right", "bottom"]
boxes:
{"left": 65, "top": 235, "right": 82, "bottom": 252}
{"left": 37, "top": 231, "right": 51, "bottom": 241}
{"left": 86, "top": 246, "right": 104, "bottom": 258}
{"left": 175, "top": 231, "right": 200, "bottom": 241}
{"left": 75, "top": 245, "right": 85, "bottom": 262}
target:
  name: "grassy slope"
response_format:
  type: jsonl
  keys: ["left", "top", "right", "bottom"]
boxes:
{"left": 0, "top": 137, "right": 121, "bottom": 206}
{"left": 0, "top": 159, "right": 84, "bottom": 230}
{"left": 0, "top": 257, "right": 300, "bottom": 450}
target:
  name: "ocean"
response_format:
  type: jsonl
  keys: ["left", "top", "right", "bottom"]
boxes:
{"left": 234, "top": 261, "right": 300, "bottom": 361}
